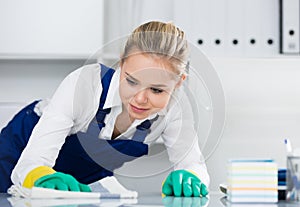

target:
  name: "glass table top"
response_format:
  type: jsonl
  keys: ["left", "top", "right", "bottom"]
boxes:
{"left": 1, "top": 192, "right": 300, "bottom": 207}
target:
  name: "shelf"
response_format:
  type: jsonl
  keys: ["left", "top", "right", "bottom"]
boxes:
{"left": 0, "top": 53, "right": 95, "bottom": 60}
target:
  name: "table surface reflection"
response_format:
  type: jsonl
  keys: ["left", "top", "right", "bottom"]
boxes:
{"left": 1, "top": 192, "right": 300, "bottom": 207}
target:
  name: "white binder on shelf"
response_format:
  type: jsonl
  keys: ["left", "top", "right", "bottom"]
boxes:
{"left": 209, "top": 0, "right": 226, "bottom": 57}
{"left": 226, "top": 0, "right": 245, "bottom": 56}
{"left": 173, "top": 0, "right": 281, "bottom": 57}
{"left": 255, "top": 0, "right": 279, "bottom": 57}
{"left": 244, "top": 0, "right": 262, "bottom": 56}
{"left": 174, "top": 0, "right": 210, "bottom": 55}
{"left": 262, "top": 0, "right": 280, "bottom": 56}
{"left": 280, "top": 0, "right": 300, "bottom": 54}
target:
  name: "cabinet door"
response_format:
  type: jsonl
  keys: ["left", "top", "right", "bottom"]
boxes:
{"left": 0, "top": 0, "right": 104, "bottom": 58}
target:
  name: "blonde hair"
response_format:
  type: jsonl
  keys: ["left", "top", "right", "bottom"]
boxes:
{"left": 121, "top": 21, "right": 189, "bottom": 76}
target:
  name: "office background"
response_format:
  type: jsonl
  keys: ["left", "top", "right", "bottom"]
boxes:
{"left": 1, "top": 0, "right": 300, "bottom": 193}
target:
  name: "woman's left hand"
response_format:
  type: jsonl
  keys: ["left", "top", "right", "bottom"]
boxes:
{"left": 162, "top": 170, "right": 208, "bottom": 197}
{"left": 34, "top": 172, "right": 91, "bottom": 192}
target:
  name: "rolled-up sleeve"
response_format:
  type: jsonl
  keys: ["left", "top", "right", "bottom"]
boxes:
{"left": 161, "top": 91, "right": 210, "bottom": 187}
{"left": 11, "top": 68, "right": 81, "bottom": 186}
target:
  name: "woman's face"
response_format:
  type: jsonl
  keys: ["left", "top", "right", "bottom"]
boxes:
{"left": 119, "top": 53, "right": 184, "bottom": 121}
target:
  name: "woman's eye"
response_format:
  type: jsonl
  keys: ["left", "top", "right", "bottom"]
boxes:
{"left": 150, "top": 87, "right": 163, "bottom": 94}
{"left": 126, "top": 78, "right": 138, "bottom": 86}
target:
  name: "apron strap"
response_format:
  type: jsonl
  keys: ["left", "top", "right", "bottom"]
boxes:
{"left": 99, "top": 64, "right": 115, "bottom": 109}
{"left": 96, "top": 108, "right": 111, "bottom": 128}
{"left": 132, "top": 115, "right": 159, "bottom": 142}
{"left": 95, "top": 64, "right": 115, "bottom": 129}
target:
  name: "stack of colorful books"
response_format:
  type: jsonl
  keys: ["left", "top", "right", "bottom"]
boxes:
{"left": 227, "top": 159, "right": 278, "bottom": 203}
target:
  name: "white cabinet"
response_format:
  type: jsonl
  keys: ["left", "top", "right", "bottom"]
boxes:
{"left": 0, "top": 0, "right": 104, "bottom": 59}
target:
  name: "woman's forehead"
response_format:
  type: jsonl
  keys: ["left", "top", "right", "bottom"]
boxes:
{"left": 123, "top": 52, "right": 177, "bottom": 71}
{"left": 123, "top": 68, "right": 178, "bottom": 88}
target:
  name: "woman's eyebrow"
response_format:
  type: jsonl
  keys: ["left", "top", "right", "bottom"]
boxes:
{"left": 150, "top": 83, "right": 168, "bottom": 88}
{"left": 125, "top": 72, "right": 169, "bottom": 88}
{"left": 125, "top": 72, "right": 140, "bottom": 82}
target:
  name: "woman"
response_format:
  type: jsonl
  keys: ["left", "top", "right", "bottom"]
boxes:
{"left": 0, "top": 21, "right": 209, "bottom": 197}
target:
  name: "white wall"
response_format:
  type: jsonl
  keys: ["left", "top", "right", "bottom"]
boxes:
{"left": 0, "top": 59, "right": 85, "bottom": 102}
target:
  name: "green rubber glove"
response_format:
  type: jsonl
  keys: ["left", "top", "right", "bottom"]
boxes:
{"left": 162, "top": 170, "right": 208, "bottom": 197}
{"left": 162, "top": 196, "right": 209, "bottom": 207}
{"left": 34, "top": 172, "right": 91, "bottom": 192}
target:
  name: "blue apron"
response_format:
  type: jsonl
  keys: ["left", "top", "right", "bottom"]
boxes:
{"left": 0, "top": 64, "right": 156, "bottom": 192}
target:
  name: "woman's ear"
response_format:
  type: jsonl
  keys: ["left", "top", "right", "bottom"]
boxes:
{"left": 175, "top": 74, "right": 186, "bottom": 89}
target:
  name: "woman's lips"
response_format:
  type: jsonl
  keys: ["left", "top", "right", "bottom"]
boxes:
{"left": 130, "top": 104, "right": 149, "bottom": 113}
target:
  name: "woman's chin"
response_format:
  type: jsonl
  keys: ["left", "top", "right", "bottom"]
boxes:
{"left": 129, "top": 113, "right": 148, "bottom": 121}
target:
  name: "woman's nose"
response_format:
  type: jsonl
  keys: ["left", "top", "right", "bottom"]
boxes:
{"left": 134, "top": 89, "right": 148, "bottom": 104}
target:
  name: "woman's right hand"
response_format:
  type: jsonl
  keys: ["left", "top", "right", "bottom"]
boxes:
{"left": 34, "top": 172, "right": 91, "bottom": 192}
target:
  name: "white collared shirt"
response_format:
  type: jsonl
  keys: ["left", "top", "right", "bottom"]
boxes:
{"left": 11, "top": 63, "right": 210, "bottom": 187}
